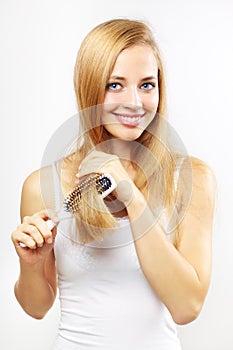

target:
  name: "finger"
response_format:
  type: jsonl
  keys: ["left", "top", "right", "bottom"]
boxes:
{"left": 24, "top": 223, "right": 45, "bottom": 247}
{"left": 33, "top": 209, "right": 51, "bottom": 220}
{"left": 15, "top": 223, "right": 45, "bottom": 248}
{"left": 79, "top": 151, "right": 119, "bottom": 176}
{"left": 14, "top": 223, "right": 56, "bottom": 249}
{"left": 75, "top": 173, "right": 80, "bottom": 183}
{"left": 22, "top": 210, "right": 50, "bottom": 225}
{"left": 12, "top": 229, "right": 38, "bottom": 250}
{"left": 22, "top": 217, "right": 53, "bottom": 243}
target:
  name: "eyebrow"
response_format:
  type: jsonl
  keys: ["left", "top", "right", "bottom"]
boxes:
{"left": 109, "top": 75, "right": 157, "bottom": 82}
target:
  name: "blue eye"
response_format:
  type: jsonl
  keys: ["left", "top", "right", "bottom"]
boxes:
{"left": 106, "top": 82, "right": 121, "bottom": 91}
{"left": 141, "top": 82, "right": 155, "bottom": 90}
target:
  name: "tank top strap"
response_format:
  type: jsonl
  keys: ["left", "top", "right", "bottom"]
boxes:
{"left": 51, "top": 161, "right": 63, "bottom": 212}
{"left": 40, "top": 164, "right": 57, "bottom": 212}
{"left": 162, "top": 156, "right": 186, "bottom": 240}
{"left": 173, "top": 156, "right": 186, "bottom": 195}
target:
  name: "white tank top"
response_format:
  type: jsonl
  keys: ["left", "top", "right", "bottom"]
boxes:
{"left": 51, "top": 162, "right": 183, "bottom": 350}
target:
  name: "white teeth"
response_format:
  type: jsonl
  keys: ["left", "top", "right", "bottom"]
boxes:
{"left": 119, "top": 115, "right": 141, "bottom": 123}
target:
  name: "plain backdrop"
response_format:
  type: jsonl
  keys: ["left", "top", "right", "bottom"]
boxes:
{"left": 1, "top": 0, "right": 233, "bottom": 349}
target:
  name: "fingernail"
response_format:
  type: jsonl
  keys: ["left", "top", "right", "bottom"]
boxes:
{"left": 46, "top": 237, "right": 53, "bottom": 244}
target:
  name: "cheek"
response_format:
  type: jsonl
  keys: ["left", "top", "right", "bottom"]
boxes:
{"left": 104, "top": 92, "right": 122, "bottom": 105}
{"left": 143, "top": 92, "right": 159, "bottom": 111}
{"left": 104, "top": 91, "right": 159, "bottom": 111}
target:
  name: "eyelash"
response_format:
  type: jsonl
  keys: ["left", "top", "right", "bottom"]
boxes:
{"left": 141, "top": 82, "right": 156, "bottom": 90}
{"left": 106, "top": 82, "right": 156, "bottom": 91}
{"left": 106, "top": 83, "right": 121, "bottom": 91}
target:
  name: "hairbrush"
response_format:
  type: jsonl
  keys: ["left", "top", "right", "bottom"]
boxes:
{"left": 19, "top": 173, "right": 117, "bottom": 248}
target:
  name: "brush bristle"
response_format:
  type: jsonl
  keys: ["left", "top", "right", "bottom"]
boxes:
{"left": 63, "top": 173, "right": 117, "bottom": 213}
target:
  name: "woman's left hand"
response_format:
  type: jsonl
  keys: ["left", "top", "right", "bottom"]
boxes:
{"left": 77, "top": 150, "right": 136, "bottom": 204}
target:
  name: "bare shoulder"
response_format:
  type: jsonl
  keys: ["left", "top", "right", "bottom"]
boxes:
{"left": 190, "top": 156, "right": 214, "bottom": 172}
{"left": 189, "top": 156, "right": 217, "bottom": 195}
{"left": 176, "top": 155, "right": 217, "bottom": 210}
{"left": 20, "top": 154, "right": 77, "bottom": 220}
{"left": 20, "top": 165, "right": 53, "bottom": 219}
{"left": 174, "top": 156, "right": 217, "bottom": 251}
{"left": 21, "top": 168, "right": 42, "bottom": 203}
{"left": 178, "top": 156, "right": 217, "bottom": 230}
{"left": 22, "top": 168, "right": 41, "bottom": 195}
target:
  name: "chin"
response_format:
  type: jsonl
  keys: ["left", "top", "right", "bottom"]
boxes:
{"left": 122, "top": 133, "right": 143, "bottom": 141}
{"left": 104, "top": 126, "right": 144, "bottom": 141}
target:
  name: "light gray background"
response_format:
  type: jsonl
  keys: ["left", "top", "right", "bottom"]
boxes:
{"left": 1, "top": 0, "right": 232, "bottom": 349}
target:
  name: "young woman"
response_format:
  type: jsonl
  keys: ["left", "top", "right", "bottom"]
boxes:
{"left": 11, "top": 18, "right": 216, "bottom": 349}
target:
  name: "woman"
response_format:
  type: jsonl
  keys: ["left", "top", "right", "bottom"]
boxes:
{"left": 11, "top": 18, "right": 216, "bottom": 349}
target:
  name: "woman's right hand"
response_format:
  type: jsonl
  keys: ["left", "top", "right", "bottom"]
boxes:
{"left": 11, "top": 210, "right": 57, "bottom": 266}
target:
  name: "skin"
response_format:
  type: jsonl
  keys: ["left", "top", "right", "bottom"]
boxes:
{"left": 102, "top": 45, "right": 159, "bottom": 143}
{"left": 11, "top": 44, "right": 216, "bottom": 324}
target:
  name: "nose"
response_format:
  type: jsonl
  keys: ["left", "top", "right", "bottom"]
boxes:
{"left": 123, "top": 86, "right": 142, "bottom": 109}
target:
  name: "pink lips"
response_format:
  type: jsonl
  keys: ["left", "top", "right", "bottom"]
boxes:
{"left": 114, "top": 113, "right": 143, "bottom": 127}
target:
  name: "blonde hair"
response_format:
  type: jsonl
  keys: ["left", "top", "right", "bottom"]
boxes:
{"left": 72, "top": 18, "right": 177, "bottom": 244}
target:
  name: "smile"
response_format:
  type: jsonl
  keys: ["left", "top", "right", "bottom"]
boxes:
{"left": 114, "top": 113, "right": 143, "bottom": 127}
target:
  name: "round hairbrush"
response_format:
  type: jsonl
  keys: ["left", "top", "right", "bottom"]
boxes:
{"left": 19, "top": 173, "right": 117, "bottom": 248}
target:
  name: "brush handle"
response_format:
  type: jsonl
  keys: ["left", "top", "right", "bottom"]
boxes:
{"left": 19, "top": 219, "right": 56, "bottom": 248}
{"left": 100, "top": 174, "right": 117, "bottom": 198}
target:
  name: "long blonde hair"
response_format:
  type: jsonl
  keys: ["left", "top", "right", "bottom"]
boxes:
{"left": 72, "top": 18, "right": 177, "bottom": 243}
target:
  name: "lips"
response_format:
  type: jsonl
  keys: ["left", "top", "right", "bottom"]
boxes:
{"left": 113, "top": 113, "right": 143, "bottom": 127}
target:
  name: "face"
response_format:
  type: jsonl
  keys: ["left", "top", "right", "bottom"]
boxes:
{"left": 102, "top": 45, "right": 159, "bottom": 141}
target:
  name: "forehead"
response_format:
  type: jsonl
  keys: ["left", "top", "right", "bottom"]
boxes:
{"left": 112, "top": 45, "right": 158, "bottom": 75}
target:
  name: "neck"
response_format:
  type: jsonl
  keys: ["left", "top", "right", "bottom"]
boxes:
{"left": 106, "top": 138, "right": 133, "bottom": 160}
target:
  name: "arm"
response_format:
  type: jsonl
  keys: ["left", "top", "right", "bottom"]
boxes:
{"left": 12, "top": 169, "right": 57, "bottom": 319}
{"left": 78, "top": 151, "right": 216, "bottom": 324}
{"left": 125, "top": 157, "right": 216, "bottom": 325}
